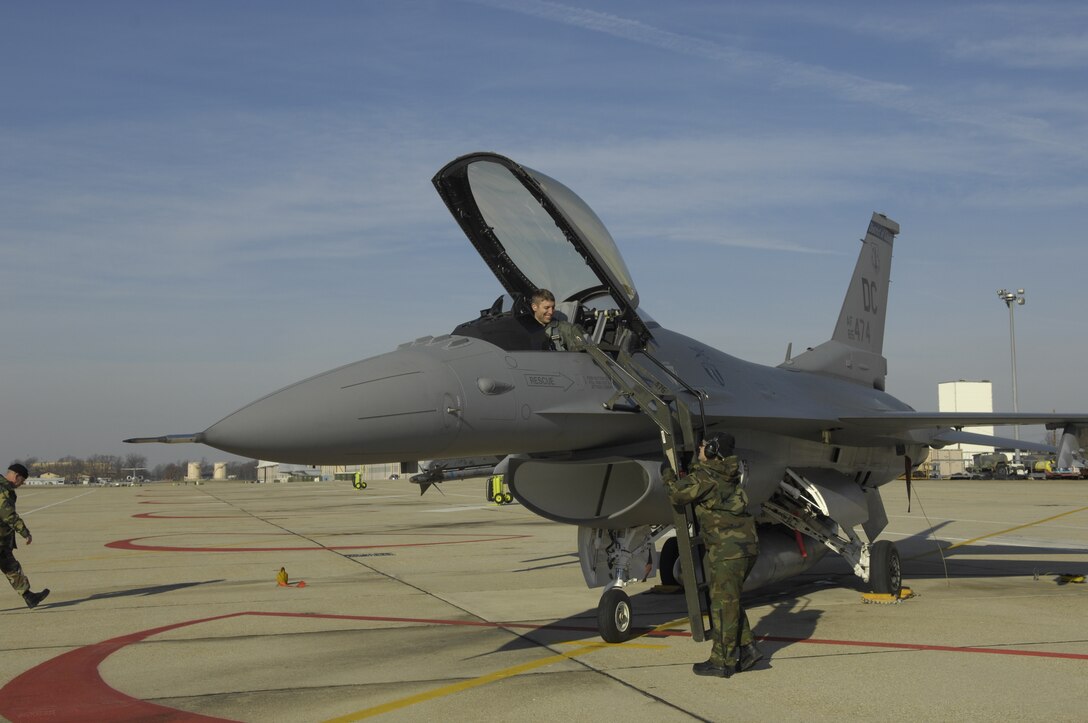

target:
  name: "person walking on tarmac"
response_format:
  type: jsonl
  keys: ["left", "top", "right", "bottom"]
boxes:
{"left": 663, "top": 433, "right": 761, "bottom": 677}
{"left": 1, "top": 463, "right": 50, "bottom": 609}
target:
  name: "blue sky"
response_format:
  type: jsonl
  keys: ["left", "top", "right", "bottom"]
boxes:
{"left": 3, "top": 1, "right": 1087, "bottom": 467}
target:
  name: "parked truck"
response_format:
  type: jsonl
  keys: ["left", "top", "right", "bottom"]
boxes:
{"left": 972, "top": 452, "right": 1012, "bottom": 479}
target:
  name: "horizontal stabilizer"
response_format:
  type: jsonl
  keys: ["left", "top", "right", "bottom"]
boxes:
{"left": 839, "top": 412, "right": 1088, "bottom": 432}
{"left": 932, "top": 429, "right": 1055, "bottom": 453}
{"left": 124, "top": 433, "right": 205, "bottom": 445}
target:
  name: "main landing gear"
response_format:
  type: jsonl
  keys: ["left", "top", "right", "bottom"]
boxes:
{"left": 867, "top": 539, "right": 902, "bottom": 595}
{"left": 658, "top": 537, "right": 681, "bottom": 587}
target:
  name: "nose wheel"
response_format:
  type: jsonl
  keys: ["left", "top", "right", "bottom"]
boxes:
{"left": 597, "top": 588, "right": 633, "bottom": 643}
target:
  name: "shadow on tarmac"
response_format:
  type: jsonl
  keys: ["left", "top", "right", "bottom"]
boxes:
{"left": 472, "top": 520, "right": 1085, "bottom": 664}
{"left": 33, "top": 579, "right": 226, "bottom": 610}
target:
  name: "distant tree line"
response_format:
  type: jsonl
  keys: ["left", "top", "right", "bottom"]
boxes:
{"left": 11, "top": 454, "right": 258, "bottom": 483}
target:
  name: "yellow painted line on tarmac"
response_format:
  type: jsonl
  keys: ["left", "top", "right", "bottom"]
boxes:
{"left": 323, "top": 620, "right": 692, "bottom": 723}
{"left": 555, "top": 639, "right": 667, "bottom": 650}
{"left": 908, "top": 504, "right": 1088, "bottom": 559}
{"left": 325, "top": 603, "right": 695, "bottom": 722}
{"left": 323, "top": 641, "right": 614, "bottom": 722}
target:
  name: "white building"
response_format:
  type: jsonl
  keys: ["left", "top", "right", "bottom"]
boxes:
{"left": 933, "top": 380, "right": 995, "bottom": 474}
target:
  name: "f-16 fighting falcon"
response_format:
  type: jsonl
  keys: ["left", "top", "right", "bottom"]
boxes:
{"left": 128, "top": 152, "right": 1088, "bottom": 643}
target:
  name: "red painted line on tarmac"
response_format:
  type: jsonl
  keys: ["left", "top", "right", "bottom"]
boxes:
{"left": 2, "top": 610, "right": 1084, "bottom": 722}
{"left": 105, "top": 532, "right": 530, "bottom": 552}
{"left": 132, "top": 512, "right": 248, "bottom": 519}
{"left": 0, "top": 612, "right": 247, "bottom": 722}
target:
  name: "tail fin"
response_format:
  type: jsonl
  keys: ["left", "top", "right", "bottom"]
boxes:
{"left": 1056, "top": 424, "right": 1080, "bottom": 468}
{"left": 833, "top": 214, "right": 898, "bottom": 356}
{"left": 780, "top": 213, "right": 900, "bottom": 390}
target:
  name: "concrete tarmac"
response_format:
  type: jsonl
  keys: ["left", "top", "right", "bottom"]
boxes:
{"left": 1, "top": 478, "right": 1085, "bottom": 722}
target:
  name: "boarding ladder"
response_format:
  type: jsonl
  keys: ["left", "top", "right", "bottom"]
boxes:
{"left": 580, "top": 330, "right": 713, "bottom": 642}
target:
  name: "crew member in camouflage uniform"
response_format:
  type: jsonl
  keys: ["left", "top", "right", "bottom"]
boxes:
{"left": 663, "top": 434, "right": 761, "bottom": 677}
{"left": 2, "top": 463, "right": 50, "bottom": 608}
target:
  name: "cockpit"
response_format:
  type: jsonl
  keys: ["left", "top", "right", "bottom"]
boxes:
{"left": 451, "top": 293, "right": 659, "bottom": 353}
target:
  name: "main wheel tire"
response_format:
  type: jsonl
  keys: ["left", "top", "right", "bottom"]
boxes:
{"left": 598, "top": 588, "right": 633, "bottom": 643}
{"left": 869, "top": 540, "right": 902, "bottom": 595}
{"left": 659, "top": 537, "right": 681, "bottom": 587}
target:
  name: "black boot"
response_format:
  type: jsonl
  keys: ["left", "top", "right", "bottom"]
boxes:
{"left": 23, "top": 588, "right": 50, "bottom": 609}
{"left": 738, "top": 642, "right": 764, "bottom": 672}
{"left": 692, "top": 659, "right": 733, "bottom": 678}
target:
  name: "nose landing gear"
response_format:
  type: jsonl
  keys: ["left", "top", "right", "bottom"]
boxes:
{"left": 597, "top": 588, "right": 633, "bottom": 643}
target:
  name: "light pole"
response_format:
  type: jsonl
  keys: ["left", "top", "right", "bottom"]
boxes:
{"left": 997, "top": 288, "right": 1025, "bottom": 464}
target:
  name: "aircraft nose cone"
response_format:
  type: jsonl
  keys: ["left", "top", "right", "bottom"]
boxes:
{"left": 201, "top": 348, "right": 462, "bottom": 464}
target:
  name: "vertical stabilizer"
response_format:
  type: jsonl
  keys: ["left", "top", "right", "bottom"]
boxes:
{"left": 780, "top": 213, "right": 899, "bottom": 390}
{"left": 1056, "top": 424, "right": 1080, "bottom": 468}
{"left": 832, "top": 213, "right": 899, "bottom": 356}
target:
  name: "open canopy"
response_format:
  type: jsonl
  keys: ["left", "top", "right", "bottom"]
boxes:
{"left": 433, "top": 152, "right": 649, "bottom": 341}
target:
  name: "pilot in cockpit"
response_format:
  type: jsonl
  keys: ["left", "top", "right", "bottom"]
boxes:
{"left": 451, "top": 288, "right": 589, "bottom": 352}
{"left": 530, "top": 289, "right": 587, "bottom": 352}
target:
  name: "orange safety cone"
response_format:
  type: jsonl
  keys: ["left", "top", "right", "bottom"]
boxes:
{"left": 297, "top": 580, "right": 307, "bottom": 588}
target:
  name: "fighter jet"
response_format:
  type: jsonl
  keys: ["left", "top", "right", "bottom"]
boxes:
{"left": 128, "top": 152, "right": 1088, "bottom": 642}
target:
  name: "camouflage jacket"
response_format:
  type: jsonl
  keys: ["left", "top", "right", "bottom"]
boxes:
{"left": 663, "top": 456, "right": 758, "bottom": 560}
{"left": 1, "top": 479, "right": 30, "bottom": 548}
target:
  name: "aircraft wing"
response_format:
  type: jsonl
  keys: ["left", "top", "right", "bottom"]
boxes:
{"left": 536, "top": 407, "right": 1086, "bottom": 450}
{"left": 836, "top": 411, "right": 1088, "bottom": 452}
{"left": 839, "top": 412, "right": 1088, "bottom": 430}
{"left": 930, "top": 429, "right": 1054, "bottom": 453}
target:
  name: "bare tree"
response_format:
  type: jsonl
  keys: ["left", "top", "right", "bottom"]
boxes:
{"left": 122, "top": 453, "right": 148, "bottom": 481}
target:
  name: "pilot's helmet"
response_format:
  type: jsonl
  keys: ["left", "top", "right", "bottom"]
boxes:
{"left": 703, "top": 433, "right": 735, "bottom": 460}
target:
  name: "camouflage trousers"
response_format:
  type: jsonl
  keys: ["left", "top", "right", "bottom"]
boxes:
{"left": 704, "top": 551, "right": 757, "bottom": 667}
{"left": 1, "top": 546, "right": 29, "bottom": 595}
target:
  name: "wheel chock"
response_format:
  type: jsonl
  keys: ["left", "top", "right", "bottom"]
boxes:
{"left": 861, "top": 586, "right": 915, "bottom": 604}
